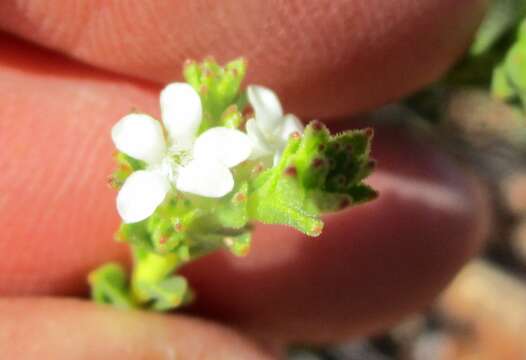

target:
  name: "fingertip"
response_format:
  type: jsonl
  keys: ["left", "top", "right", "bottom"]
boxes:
{"left": 0, "top": 0, "right": 487, "bottom": 117}
{"left": 0, "top": 298, "right": 273, "bottom": 359}
{"left": 0, "top": 34, "right": 157, "bottom": 295}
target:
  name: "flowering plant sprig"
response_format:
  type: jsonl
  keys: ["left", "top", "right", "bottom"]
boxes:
{"left": 89, "top": 58, "right": 377, "bottom": 311}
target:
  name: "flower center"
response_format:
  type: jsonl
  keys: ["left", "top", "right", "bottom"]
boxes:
{"left": 156, "top": 147, "right": 192, "bottom": 183}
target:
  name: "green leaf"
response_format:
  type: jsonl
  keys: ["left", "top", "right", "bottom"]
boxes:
{"left": 504, "top": 40, "right": 526, "bottom": 90}
{"left": 144, "top": 276, "right": 191, "bottom": 311}
{"left": 492, "top": 64, "right": 516, "bottom": 100}
{"left": 88, "top": 263, "right": 135, "bottom": 309}
{"left": 491, "top": 18, "right": 526, "bottom": 109}
{"left": 248, "top": 121, "right": 376, "bottom": 236}
{"left": 438, "top": 1, "right": 526, "bottom": 92}
{"left": 471, "top": 0, "right": 526, "bottom": 56}
{"left": 249, "top": 171, "right": 323, "bottom": 236}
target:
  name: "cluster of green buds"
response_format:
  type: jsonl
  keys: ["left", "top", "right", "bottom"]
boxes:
{"left": 89, "top": 58, "right": 377, "bottom": 311}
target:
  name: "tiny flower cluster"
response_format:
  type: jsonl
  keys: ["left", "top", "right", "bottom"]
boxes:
{"left": 112, "top": 82, "right": 301, "bottom": 224}
{"left": 91, "top": 58, "right": 376, "bottom": 312}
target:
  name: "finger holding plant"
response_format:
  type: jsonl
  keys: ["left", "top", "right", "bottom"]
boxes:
{"left": 89, "top": 58, "right": 377, "bottom": 311}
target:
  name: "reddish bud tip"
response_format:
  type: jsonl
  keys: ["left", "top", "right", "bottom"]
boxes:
{"left": 311, "top": 120, "right": 323, "bottom": 131}
{"left": 174, "top": 223, "right": 184, "bottom": 233}
{"left": 365, "top": 128, "right": 374, "bottom": 138}
{"left": 252, "top": 163, "right": 264, "bottom": 175}
{"left": 311, "top": 224, "right": 323, "bottom": 236}
{"left": 119, "top": 163, "right": 132, "bottom": 172}
{"left": 115, "top": 233, "right": 126, "bottom": 242}
{"left": 234, "top": 192, "right": 247, "bottom": 203}
{"left": 159, "top": 237, "right": 168, "bottom": 245}
{"left": 225, "top": 104, "right": 237, "bottom": 114}
{"left": 290, "top": 131, "right": 301, "bottom": 139}
{"left": 312, "top": 158, "right": 326, "bottom": 168}
{"left": 284, "top": 166, "right": 298, "bottom": 176}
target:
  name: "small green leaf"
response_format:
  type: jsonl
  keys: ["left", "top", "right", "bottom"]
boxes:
{"left": 249, "top": 171, "right": 323, "bottom": 236}
{"left": 471, "top": 0, "right": 526, "bottom": 56}
{"left": 247, "top": 121, "right": 375, "bottom": 236}
{"left": 145, "top": 276, "right": 190, "bottom": 311}
{"left": 88, "top": 263, "right": 135, "bottom": 309}
{"left": 492, "top": 64, "right": 516, "bottom": 100}
{"left": 491, "top": 18, "right": 526, "bottom": 110}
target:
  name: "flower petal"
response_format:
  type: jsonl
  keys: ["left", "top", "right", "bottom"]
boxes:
{"left": 280, "top": 114, "right": 304, "bottom": 144}
{"left": 160, "top": 83, "right": 202, "bottom": 147}
{"left": 176, "top": 158, "right": 234, "bottom": 198}
{"left": 111, "top": 114, "right": 166, "bottom": 164}
{"left": 247, "top": 85, "right": 283, "bottom": 135}
{"left": 116, "top": 170, "right": 170, "bottom": 223}
{"left": 193, "top": 127, "right": 252, "bottom": 168}
{"left": 245, "top": 118, "right": 272, "bottom": 159}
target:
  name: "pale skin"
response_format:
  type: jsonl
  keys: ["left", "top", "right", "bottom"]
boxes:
{"left": 0, "top": 0, "right": 490, "bottom": 358}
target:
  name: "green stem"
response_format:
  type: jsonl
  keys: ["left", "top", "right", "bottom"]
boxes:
{"left": 131, "top": 247, "right": 181, "bottom": 305}
{"left": 129, "top": 240, "right": 224, "bottom": 306}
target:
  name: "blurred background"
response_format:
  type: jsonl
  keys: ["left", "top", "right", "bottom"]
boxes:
{"left": 291, "top": 1, "right": 526, "bottom": 359}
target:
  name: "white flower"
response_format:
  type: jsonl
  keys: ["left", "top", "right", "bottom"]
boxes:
{"left": 112, "top": 83, "right": 252, "bottom": 224}
{"left": 246, "top": 85, "right": 304, "bottom": 165}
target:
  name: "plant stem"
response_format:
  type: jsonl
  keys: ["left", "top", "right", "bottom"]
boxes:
{"left": 130, "top": 247, "right": 181, "bottom": 305}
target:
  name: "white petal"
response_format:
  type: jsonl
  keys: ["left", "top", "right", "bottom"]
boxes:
{"left": 116, "top": 170, "right": 170, "bottom": 223}
{"left": 176, "top": 158, "right": 234, "bottom": 198}
{"left": 245, "top": 118, "right": 272, "bottom": 159}
{"left": 279, "top": 114, "right": 304, "bottom": 144}
{"left": 160, "top": 83, "right": 202, "bottom": 147}
{"left": 193, "top": 127, "right": 252, "bottom": 168}
{"left": 247, "top": 85, "right": 283, "bottom": 135}
{"left": 111, "top": 114, "right": 166, "bottom": 164}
